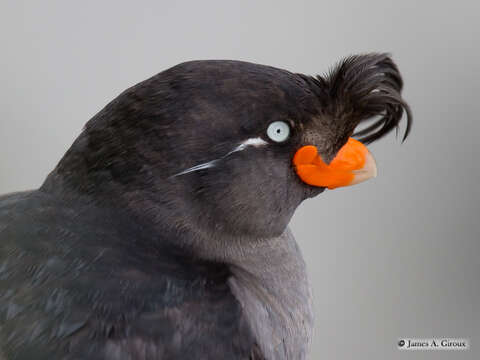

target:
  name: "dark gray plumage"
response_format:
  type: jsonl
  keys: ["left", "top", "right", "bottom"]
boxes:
{"left": 0, "top": 54, "right": 411, "bottom": 359}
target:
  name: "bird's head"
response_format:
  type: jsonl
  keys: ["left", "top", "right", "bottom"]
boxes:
{"left": 49, "top": 54, "right": 411, "bottom": 241}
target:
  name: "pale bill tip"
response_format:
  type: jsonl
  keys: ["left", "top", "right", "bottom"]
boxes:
{"left": 351, "top": 151, "right": 377, "bottom": 185}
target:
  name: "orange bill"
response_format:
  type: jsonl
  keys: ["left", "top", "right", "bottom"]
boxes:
{"left": 292, "top": 138, "right": 377, "bottom": 189}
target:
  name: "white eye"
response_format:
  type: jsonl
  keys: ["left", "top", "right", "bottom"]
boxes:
{"left": 266, "top": 121, "right": 290, "bottom": 143}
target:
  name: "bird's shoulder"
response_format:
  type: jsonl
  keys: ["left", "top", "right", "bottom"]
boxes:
{"left": 0, "top": 191, "right": 262, "bottom": 360}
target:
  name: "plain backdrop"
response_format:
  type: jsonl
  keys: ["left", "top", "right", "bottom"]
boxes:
{"left": 1, "top": 1, "right": 479, "bottom": 359}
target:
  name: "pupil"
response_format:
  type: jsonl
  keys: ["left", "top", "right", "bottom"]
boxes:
{"left": 276, "top": 129, "right": 281, "bottom": 134}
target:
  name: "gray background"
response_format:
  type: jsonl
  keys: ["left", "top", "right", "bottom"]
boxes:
{"left": 0, "top": 1, "right": 479, "bottom": 359}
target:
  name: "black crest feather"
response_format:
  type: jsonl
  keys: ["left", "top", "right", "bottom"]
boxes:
{"left": 315, "top": 53, "right": 412, "bottom": 144}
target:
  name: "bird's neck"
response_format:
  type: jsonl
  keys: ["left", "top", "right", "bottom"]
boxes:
{"left": 223, "top": 228, "right": 314, "bottom": 360}
{"left": 183, "top": 225, "right": 315, "bottom": 359}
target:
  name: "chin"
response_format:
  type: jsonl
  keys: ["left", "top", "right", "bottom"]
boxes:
{"left": 304, "top": 186, "right": 326, "bottom": 199}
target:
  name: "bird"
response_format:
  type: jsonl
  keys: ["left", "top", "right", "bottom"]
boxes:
{"left": 0, "top": 53, "right": 411, "bottom": 360}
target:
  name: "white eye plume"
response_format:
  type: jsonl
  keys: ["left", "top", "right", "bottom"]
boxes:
{"left": 170, "top": 137, "right": 267, "bottom": 177}
{"left": 267, "top": 121, "right": 290, "bottom": 143}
